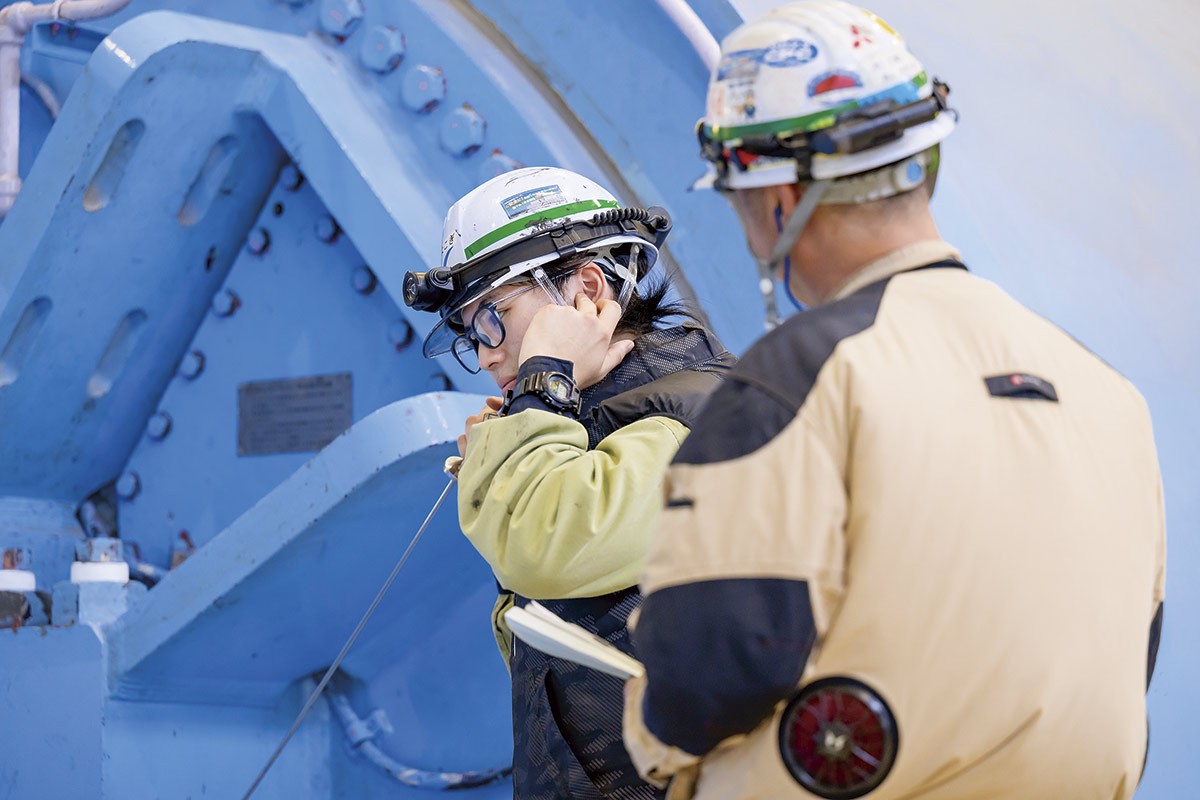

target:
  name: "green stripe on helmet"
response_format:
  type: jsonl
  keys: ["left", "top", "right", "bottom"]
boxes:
{"left": 463, "top": 199, "right": 620, "bottom": 260}
{"left": 708, "top": 72, "right": 930, "bottom": 143}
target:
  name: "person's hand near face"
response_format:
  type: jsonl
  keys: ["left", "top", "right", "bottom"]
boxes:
{"left": 520, "top": 292, "right": 634, "bottom": 389}
{"left": 458, "top": 264, "right": 635, "bottom": 458}
{"left": 467, "top": 265, "right": 634, "bottom": 394}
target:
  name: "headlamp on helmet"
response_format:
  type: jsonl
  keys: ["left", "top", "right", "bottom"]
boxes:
{"left": 403, "top": 166, "right": 673, "bottom": 362}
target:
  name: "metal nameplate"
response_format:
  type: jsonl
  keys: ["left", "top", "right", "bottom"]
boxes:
{"left": 237, "top": 373, "right": 352, "bottom": 456}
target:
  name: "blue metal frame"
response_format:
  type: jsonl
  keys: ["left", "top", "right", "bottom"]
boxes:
{"left": 2, "top": 1, "right": 1194, "bottom": 797}
{"left": 0, "top": 6, "right": 753, "bottom": 795}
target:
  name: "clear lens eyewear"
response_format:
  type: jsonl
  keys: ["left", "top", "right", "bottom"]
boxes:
{"left": 449, "top": 282, "right": 540, "bottom": 374}
{"left": 451, "top": 335, "right": 481, "bottom": 374}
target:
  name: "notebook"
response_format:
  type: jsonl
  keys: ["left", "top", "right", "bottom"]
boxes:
{"left": 504, "top": 601, "right": 645, "bottom": 679}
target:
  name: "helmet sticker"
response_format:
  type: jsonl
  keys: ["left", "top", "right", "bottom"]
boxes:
{"left": 715, "top": 38, "right": 819, "bottom": 82}
{"left": 807, "top": 70, "right": 864, "bottom": 98}
{"left": 761, "top": 38, "right": 819, "bottom": 67}
{"left": 848, "top": 24, "right": 874, "bottom": 49}
{"left": 736, "top": 90, "right": 758, "bottom": 119}
{"left": 724, "top": 83, "right": 758, "bottom": 125}
{"left": 500, "top": 184, "right": 567, "bottom": 219}
{"left": 716, "top": 49, "right": 764, "bottom": 82}
{"left": 867, "top": 12, "right": 899, "bottom": 38}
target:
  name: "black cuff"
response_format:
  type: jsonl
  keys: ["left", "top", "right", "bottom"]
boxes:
{"left": 507, "top": 356, "right": 577, "bottom": 417}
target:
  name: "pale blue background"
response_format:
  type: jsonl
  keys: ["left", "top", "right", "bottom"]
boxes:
{"left": 731, "top": 2, "right": 1200, "bottom": 797}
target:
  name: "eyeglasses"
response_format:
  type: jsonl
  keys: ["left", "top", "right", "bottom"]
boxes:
{"left": 450, "top": 282, "right": 540, "bottom": 374}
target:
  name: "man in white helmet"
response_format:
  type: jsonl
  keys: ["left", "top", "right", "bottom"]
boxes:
{"left": 622, "top": 3, "right": 1165, "bottom": 799}
{"left": 404, "top": 166, "right": 734, "bottom": 800}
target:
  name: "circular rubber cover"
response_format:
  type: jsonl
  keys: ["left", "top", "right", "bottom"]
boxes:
{"left": 778, "top": 677, "right": 898, "bottom": 799}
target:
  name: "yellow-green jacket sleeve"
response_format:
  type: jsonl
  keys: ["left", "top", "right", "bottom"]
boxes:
{"left": 458, "top": 409, "right": 688, "bottom": 600}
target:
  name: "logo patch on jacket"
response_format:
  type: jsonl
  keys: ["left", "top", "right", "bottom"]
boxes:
{"left": 984, "top": 373, "right": 1058, "bottom": 402}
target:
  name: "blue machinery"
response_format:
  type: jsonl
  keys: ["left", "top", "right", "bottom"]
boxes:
{"left": 0, "top": 1, "right": 1194, "bottom": 798}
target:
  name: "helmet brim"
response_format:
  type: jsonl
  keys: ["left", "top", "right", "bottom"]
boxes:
{"left": 691, "top": 113, "right": 955, "bottom": 192}
{"left": 690, "top": 158, "right": 799, "bottom": 192}
{"left": 689, "top": 165, "right": 719, "bottom": 192}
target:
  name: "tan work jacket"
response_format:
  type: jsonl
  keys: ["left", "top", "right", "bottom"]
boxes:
{"left": 624, "top": 241, "right": 1166, "bottom": 800}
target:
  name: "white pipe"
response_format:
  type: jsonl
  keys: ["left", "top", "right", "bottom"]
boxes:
{"left": 0, "top": 0, "right": 133, "bottom": 218}
{"left": 0, "top": 24, "right": 22, "bottom": 218}
{"left": 326, "top": 685, "right": 510, "bottom": 790}
{"left": 22, "top": 73, "right": 60, "bottom": 120}
{"left": 652, "top": 0, "right": 721, "bottom": 73}
{"left": 0, "top": 0, "right": 134, "bottom": 35}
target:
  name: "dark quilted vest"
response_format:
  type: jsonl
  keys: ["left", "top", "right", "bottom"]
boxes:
{"left": 507, "top": 325, "right": 734, "bottom": 800}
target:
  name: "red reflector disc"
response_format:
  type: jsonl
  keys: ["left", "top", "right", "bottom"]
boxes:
{"left": 778, "top": 677, "right": 898, "bottom": 799}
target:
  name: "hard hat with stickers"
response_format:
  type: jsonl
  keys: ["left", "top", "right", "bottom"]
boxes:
{"left": 403, "top": 166, "right": 671, "bottom": 366}
{"left": 695, "top": 0, "right": 956, "bottom": 195}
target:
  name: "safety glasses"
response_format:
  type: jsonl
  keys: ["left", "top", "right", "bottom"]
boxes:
{"left": 449, "top": 282, "right": 541, "bottom": 374}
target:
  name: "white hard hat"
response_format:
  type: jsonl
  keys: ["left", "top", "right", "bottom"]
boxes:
{"left": 695, "top": 0, "right": 955, "bottom": 192}
{"left": 403, "top": 167, "right": 671, "bottom": 358}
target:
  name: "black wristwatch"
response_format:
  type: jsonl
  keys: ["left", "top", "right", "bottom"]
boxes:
{"left": 511, "top": 370, "right": 582, "bottom": 415}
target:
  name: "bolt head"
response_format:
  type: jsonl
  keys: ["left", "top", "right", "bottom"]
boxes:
{"left": 316, "top": 214, "right": 340, "bottom": 243}
{"left": 116, "top": 472, "right": 141, "bottom": 500}
{"left": 388, "top": 319, "right": 413, "bottom": 351}
{"left": 440, "top": 105, "right": 487, "bottom": 157}
{"left": 1, "top": 547, "right": 32, "bottom": 571}
{"left": 211, "top": 289, "right": 240, "bottom": 317}
{"left": 480, "top": 150, "right": 524, "bottom": 181}
{"left": 75, "top": 538, "right": 123, "bottom": 563}
{"left": 318, "top": 0, "right": 365, "bottom": 39}
{"left": 179, "top": 350, "right": 206, "bottom": 380}
{"left": 360, "top": 25, "right": 405, "bottom": 73}
{"left": 247, "top": 228, "right": 271, "bottom": 255}
{"left": 279, "top": 164, "right": 304, "bottom": 191}
{"left": 352, "top": 266, "right": 378, "bottom": 295}
{"left": 146, "top": 412, "right": 172, "bottom": 441}
{"left": 401, "top": 65, "right": 446, "bottom": 113}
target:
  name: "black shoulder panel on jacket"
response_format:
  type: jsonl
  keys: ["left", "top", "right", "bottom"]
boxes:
{"left": 636, "top": 577, "right": 816, "bottom": 756}
{"left": 1148, "top": 602, "right": 1163, "bottom": 690}
{"left": 674, "top": 277, "right": 890, "bottom": 465}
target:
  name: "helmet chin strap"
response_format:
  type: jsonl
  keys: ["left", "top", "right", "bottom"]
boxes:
{"left": 774, "top": 207, "right": 806, "bottom": 316}
{"left": 531, "top": 266, "right": 571, "bottom": 306}
{"left": 616, "top": 244, "right": 640, "bottom": 309}
{"left": 591, "top": 245, "right": 641, "bottom": 311}
{"left": 754, "top": 179, "right": 831, "bottom": 331}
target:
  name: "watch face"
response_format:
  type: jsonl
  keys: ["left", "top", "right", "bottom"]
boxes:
{"left": 547, "top": 374, "right": 572, "bottom": 401}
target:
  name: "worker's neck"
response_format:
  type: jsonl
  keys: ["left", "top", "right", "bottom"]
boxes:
{"left": 799, "top": 203, "right": 941, "bottom": 305}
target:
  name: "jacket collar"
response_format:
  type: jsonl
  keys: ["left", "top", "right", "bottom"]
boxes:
{"left": 582, "top": 324, "right": 725, "bottom": 412}
{"left": 829, "top": 240, "right": 962, "bottom": 303}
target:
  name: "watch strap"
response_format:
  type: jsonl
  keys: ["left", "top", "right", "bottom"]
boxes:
{"left": 508, "top": 358, "right": 581, "bottom": 417}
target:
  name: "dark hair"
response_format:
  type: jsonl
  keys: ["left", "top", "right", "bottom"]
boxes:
{"left": 615, "top": 273, "right": 695, "bottom": 336}
{"left": 546, "top": 249, "right": 697, "bottom": 337}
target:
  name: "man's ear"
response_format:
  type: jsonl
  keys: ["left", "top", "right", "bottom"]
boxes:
{"left": 577, "top": 262, "right": 612, "bottom": 302}
{"left": 769, "top": 182, "right": 803, "bottom": 218}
